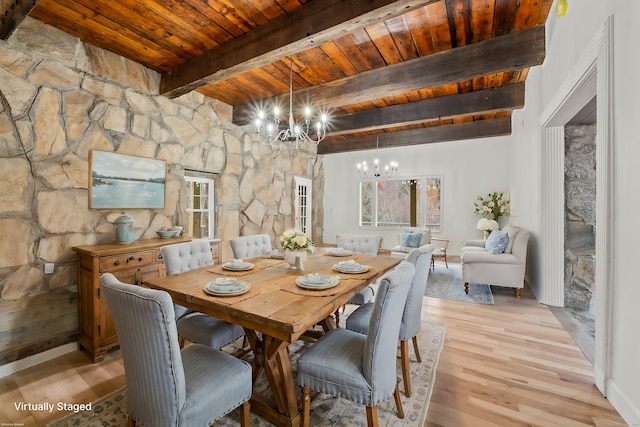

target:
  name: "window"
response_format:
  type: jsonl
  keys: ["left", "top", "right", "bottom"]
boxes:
{"left": 185, "top": 174, "right": 215, "bottom": 239}
{"left": 359, "top": 176, "right": 442, "bottom": 231}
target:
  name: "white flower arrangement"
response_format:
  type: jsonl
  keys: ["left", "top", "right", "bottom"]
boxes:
{"left": 279, "top": 229, "right": 314, "bottom": 253}
{"left": 476, "top": 218, "right": 499, "bottom": 231}
{"left": 474, "top": 191, "right": 510, "bottom": 219}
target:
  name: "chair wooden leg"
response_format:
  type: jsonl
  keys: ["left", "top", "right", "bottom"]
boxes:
{"left": 127, "top": 415, "right": 136, "bottom": 427}
{"left": 514, "top": 288, "right": 522, "bottom": 298}
{"left": 301, "top": 386, "right": 311, "bottom": 427}
{"left": 412, "top": 335, "right": 422, "bottom": 363}
{"left": 365, "top": 405, "right": 380, "bottom": 427}
{"left": 239, "top": 401, "right": 250, "bottom": 427}
{"left": 393, "top": 382, "right": 405, "bottom": 419}
{"left": 444, "top": 254, "right": 448, "bottom": 268}
{"left": 178, "top": 337, "right": 186, "bottom": 348}
{"left": 400, "top": 340, "right": 412, "bottom": 397}
{"left": 464, "top": 282, "right": 470, "bottom": 294}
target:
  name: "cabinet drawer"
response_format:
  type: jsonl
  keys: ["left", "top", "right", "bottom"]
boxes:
{"left": 100, "top": 251, "right": 155, "bottom": 272}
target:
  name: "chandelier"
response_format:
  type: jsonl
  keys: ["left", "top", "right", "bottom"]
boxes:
{"left": 254, "top": 56, "right": 328, "bottom": 148}
{"left": 356, "top": 136, "right": 398, "bottom": 178}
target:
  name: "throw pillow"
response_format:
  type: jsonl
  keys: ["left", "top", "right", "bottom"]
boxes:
{"left": 485, "top": 230, "right": 508, "bottom": 254}
{"left": 400, "top": 229, "right": 422, "bottom": 248}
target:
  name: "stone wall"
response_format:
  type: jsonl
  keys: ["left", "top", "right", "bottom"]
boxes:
{"left": 564, "top": 124, "right": 596, "bottom": 316}
{"left": 0, "top": 18, "right": 324, "bottom": 365}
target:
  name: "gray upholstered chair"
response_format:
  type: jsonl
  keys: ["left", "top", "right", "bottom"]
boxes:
{"left": 160, "top": 241, "right": 244, "bottom": 349}
{"left": 99, "top": 273, "right": 252, "bottom": 427}
{"left": 336, "top": 233, "right": 382, "bottom": 306}
{"left": 346, "top": 245, "right": 433, "bottom": 397}
{"left": 298, "top": 261, "right": 414, "bottom": 427}
{"left": 230, "top": 234, "right": 272, "bottom": 259}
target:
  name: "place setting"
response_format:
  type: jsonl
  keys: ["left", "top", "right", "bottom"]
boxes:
{"left": 203, "top": 277, "right": 251, "bottom": 297}
{"left": 333, "top": 259, "right": 370, "bottom": 274}
{"left": 295, "top": 273, "right": 340, "bottom": 290}
{"left": 324, "top": 247, "right": 354, "bottom": 257}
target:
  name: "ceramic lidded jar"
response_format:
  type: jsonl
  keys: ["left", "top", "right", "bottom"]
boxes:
{"left": 115, "top": 212, "right": 135, "bottom": 244}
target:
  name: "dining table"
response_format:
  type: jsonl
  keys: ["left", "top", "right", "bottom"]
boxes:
{"left": 143, "top": 248, "right": 402, "bottom": 427}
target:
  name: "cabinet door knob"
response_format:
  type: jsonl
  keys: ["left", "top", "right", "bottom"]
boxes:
{"left": 113, "top": 260, "right": 120, "bottom": 266}
{"left": 126, "top": 256, "right": 134, "bottom": 263}
{"left": 138, "top": 257, "right": 143, "bottom": 262}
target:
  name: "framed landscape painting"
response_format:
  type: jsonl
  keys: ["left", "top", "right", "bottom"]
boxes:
{"left": 89, "top": 150, "right": 166, "bottom": 209}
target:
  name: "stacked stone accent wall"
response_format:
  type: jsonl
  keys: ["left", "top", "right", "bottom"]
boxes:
{"left": 0, "top": 18, "right": 324, "bottom": 365}
{"left": 564, "top": 124, "right": 596, "bottom": 319}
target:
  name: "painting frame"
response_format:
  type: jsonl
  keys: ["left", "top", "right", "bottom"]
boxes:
{"left": 89, "top": 150, "right": 166, "bottom": 209}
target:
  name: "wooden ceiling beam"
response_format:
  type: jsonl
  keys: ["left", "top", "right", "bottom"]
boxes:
{"left": 328, "top": 83, "right": 524, "bottom": 135}
{"left": 1, "top": 0, "right": 38, "bottom": 40}
{"left": 317, "top": 117, "right": 512, "bottom": 155}
{"left": 160, "top": 0, "right": 437, "bottom": 98}
{"left": 232, "top": 25, "right": 544, "bottom": 125}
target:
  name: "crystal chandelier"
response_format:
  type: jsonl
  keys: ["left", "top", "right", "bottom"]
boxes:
{"left": 356, "top": 136, "right": 398, "bottom": 178}
{"left": 254, "top": 56, "right": 328, "bottom": 148}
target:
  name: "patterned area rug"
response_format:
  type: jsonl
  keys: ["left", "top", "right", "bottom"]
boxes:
{"left": 48, "top": 321, "right": 446, "bottom": 427}
{"left": 426, "top": 263, "right": 494, "bottom": 304}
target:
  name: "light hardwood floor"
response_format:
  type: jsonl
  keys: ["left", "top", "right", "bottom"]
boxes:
{"left": 0, "top": 273, "right": 627, "bottom": 427}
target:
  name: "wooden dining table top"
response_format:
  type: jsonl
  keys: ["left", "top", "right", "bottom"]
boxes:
{"left": 143, "top": 250, "right": 402, "bottom": 343}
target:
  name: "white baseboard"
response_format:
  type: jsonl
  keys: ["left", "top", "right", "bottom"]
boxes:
{"left": 0, "top": 342, "right": 78, "bottom": 379}
{"left": 607, "top": 378, "right": 640, "bottom": 426}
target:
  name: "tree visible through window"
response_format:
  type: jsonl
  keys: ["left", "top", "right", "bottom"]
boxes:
{"left": 359, "top": 177, "right": 442, "bottom": 231}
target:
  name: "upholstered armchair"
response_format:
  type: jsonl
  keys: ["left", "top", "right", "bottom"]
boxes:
{"left": 100, "top": 273, "right": 252, "bottom": 427}
{"left": 160, "top": 241, "right": 244, "bottom": 349}
{"left": 346, "top": 245, "right": 434, "bottom": 397}
{"left": 230, "top": 234, "right": 272, "bottom": 259}
{"left": 298, "top": 261, "right": 415, "bottom": 427}
{"left": 460, "top": 224, "right": 530, "bottom": 298}
{"left": 390, "top": 227, "right": 431, "bottom": 258}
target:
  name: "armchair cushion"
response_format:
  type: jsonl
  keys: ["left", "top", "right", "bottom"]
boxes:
{"left": 485, "top": 230, "right": 508, "bottom": 254}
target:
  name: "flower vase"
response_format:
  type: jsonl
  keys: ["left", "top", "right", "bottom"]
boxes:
{"left": 483, "top": 230, "right": 491, "bottom": 240}
{"left": 284, "top": 250, "right": 307, "bottom": 270}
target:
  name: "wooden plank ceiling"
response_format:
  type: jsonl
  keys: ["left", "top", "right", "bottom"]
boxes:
{"left": 25, "top": 0, "right": 552, "bottom": 154}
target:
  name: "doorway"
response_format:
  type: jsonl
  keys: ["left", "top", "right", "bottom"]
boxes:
{"left": 539, "top": 16, "right": 613, "bottom": 395}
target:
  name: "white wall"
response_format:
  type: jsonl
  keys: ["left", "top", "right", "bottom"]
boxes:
{"left": 322, "top": 136, "right": 511, "bottom": 255}
{"left": 509, "top": 1, "right": 640, "bottom": 423}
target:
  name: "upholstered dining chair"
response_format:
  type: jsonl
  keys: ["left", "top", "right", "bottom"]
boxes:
{"left": 160, "top": 241, "right": 244, "bottom": 349}
{"left": 230, "top": 234, "right": 272, "bottom": 259}
{"left": 298, "top": 261, "right": 414, "bottom": 427}
{"left": 100, "top": 273, "right": 252, "bottom": 427}
{"left": 430, "top": 238, "right": 449, "bottom": 271}
{"left": 346, "top": 245, "right": 433, "bottom": 397}
{"left": 336, "top": 233, "right": 383, "bottom": 306}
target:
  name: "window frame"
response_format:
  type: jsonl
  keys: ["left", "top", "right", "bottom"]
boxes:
{"left": 185, "top": 174, "right": 215, "bottom": 240}
{"left": 357, "top": 174, "right": 443, "bottom": 232}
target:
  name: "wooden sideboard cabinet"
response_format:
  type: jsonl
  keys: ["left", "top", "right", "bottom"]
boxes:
{"left": 73, "top": 237, "right": 222, "bottom": 362}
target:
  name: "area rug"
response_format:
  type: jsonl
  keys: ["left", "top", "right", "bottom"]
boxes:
{"left": 48, "top": 321, "right": 446, "bottom": 427}
{"left": 426, "top": 263, "right": 494, "bottom": 304}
